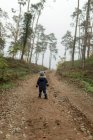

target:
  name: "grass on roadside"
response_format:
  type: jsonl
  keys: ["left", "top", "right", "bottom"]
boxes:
{"left": 82, "top": 80, "right": 93, "bottom": 93}
{"left": 61, "top": 72, "right": 93, "bottom": 94}
{"left": 0, "top": 82, "right": 15, "bottom": 90}
{"left": 0, "top": 57, "right": 47, "bottom": 91}
{"left": 57, "top": 56, "right": 93, "bottom": 94}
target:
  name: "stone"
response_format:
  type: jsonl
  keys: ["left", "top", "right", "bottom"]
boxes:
{"left": 88, "top": 135, "right": 93, "bottom": 140}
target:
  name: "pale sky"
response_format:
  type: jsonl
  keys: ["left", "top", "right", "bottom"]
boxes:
{"left": 1, "top": 0, "right": 87, "bottom": 69}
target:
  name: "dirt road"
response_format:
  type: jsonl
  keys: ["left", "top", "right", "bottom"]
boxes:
{"left": 0, "top": 72, "right": 93, "bottom": 140}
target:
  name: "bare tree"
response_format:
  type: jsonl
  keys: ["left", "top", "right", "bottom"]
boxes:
{"left": 82, "top": 0, "right": 91, "bottom": 68}
{"left": 72, "top": 0, "right": 80, "bottom": 66}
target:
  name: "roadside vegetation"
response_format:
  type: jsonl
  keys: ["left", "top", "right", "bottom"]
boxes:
{"left": 57, "top": 56, "right": 93, "bottom": 94}
{"left": 57, "top": 0, "right": 93, "bottom": 94}
{"left": 0, "top": 0, "right": 57, "bottom": 71}
{"left": 0, "top": 56, "right": 47, "bottom": 90}
{"left": 0, "top": 0, "right": 56, "bottom": 91}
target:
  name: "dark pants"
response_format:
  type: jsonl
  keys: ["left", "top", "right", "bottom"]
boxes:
{"left": 39, "top": 87, "right": 47, "bottom": 97}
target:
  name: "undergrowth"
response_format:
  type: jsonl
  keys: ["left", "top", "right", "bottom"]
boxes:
{"left": 57, "top": 57, "right": 93, "bottom": 94}
{"left": 0, "top": 57, "right": 47, "bottom": 90}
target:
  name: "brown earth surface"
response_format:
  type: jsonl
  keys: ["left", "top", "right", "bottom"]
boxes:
{"left": 0, "top": 72, "right": 93, "bottom": 140}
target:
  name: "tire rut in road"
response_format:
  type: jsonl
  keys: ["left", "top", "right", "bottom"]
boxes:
{"left": 50, "top": 86, "right": 93, "bottom": 139}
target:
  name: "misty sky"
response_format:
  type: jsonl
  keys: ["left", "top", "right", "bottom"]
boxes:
{"left": 1, "top": 0, "right": 87, "bottom": 69}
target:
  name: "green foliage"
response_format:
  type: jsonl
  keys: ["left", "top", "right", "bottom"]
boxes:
{"left": 21, "top": 12, "right": 32, "bottom": 47}
{"left": 0, "top": 82, "right": 15, "bottom": 90}
{"left": 1, "top": 58, "right": 30, "bottom": 82}
{"left": 8, "top": 41, "right": 22, "bottom": 56}
{"left": 57, "top": 57, "right": 93, "bottom": 94}
{"left": 82, "top": 81, "right": 93, "bottom": 93}
{"left": 0, "top": 57, "right": 47, "bottom": 90}
{"left": 61, "top": 31, "right": 73, "bottom": 50}
{"left": 63, "top": 72, "right": 84, "bottom": 79}
{"left": 35, "top": 24, "right": 47, "bottom": 55}
{"left": 0, "top": 56, "right": 8, "bottom": 82}
{"left": 0, "top": 56, "right": 8, "bottom": 69}
{"left": 30, "top": 64, "right": 47, "bottom": 73}
{"left": 0, "top": 68, "right": 29, "bottom": 82}
{"left": 20, "top": 12, "right": 32, "bottom": 60}
{"left": 0, "top": 37, "right": 5, "bottom": 51}
{"left": 85, "top": 55, "right": 93, "bottom": 66}
{"left": 61, "top": 30, "right": 73, "bottom": 59}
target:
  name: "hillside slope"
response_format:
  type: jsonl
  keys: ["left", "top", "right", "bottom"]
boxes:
{"left": 0, "top": 57, "right": 47, "bottom": 90}
{"left": 57, "top": 56, "right": 93, "bottom": 94}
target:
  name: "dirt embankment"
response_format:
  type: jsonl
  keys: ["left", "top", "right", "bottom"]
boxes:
{"left": 0, "top": 72, "right": 93, "bottom": 140}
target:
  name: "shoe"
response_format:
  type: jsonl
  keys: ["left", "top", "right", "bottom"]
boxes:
{"left": 45, "top": 94, "right": 48, "bottom": 99}
{"left": 38, "top": 94, "right": 41, "bottom": 98}
{"left": 38, "top": 96, "right": 41, "bottom": 98}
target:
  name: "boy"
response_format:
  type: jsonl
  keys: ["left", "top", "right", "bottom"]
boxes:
{"left": 36, "top": 72, "right": 49, "bottom": 99}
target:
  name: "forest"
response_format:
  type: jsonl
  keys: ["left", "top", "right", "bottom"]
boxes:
{"left": 0, "top": 0, "right": 57, "bottom": 70}
{"left": 0, "top": 0, "right": 93, "bottom": 140}
{"left": 57, "top": 0, "right": 93, "bottom": 94}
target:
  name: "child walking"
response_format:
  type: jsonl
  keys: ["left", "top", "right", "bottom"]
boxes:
{"left": 36, "top": 71, "right": 49, "bottom": 99}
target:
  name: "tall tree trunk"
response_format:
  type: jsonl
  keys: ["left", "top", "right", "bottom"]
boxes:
{"left": 29, "top": 44, "right": 33, "bottom": 63}
{"left": 25, "top": 0, "right": 30, "bottom": 62}
{"left": 42, "top": 53, "right": 45, "bottom": 66}
{"left": 49, "top": 51, "right": 52, "bottom": 70}
{"left": 21, "top": 44, "right": 26, "bottom": 60}
{"left": 27, "top": 0, "right": 30, "bottom": 12}
{"left": 29, "top": 1, "right": 45, "bottom": 63}
{"left": 87, "top": 37, "right": 90, "bottom": 58}
{"left": 29, "top": 15, "right": 40, "bottom": 63}
{"left": 78, "top": 18, "right": 82, "bottom": 60}
{"left": 15, "top": 3, "right": 22, "bottom": 43}
{"left": 72, "top": 0, "right": 79, "bottom": 66}
{"left": 86, "top": 14, "right": 91, "bottom": 59}
{"left": 82, "top": 0, "right": 91, "bottom": 68}
{"left": 29, "top": 17, "right": 35, "bottom": 63}
{"left": 64, "top": 46, "right": 67, "bottom": 60}
{"left": 31, "top": 11, "right": 41, "bottom": 58}
{"left": 12, "top": 3, "right": 22, "bottom": 59}
{"left": 27, "top": 45, "right": 30, "bottom": 62}
{"left": 35, "top": 52, "right": 38, "bottom": 64}
{"left": 35, "top": 53, "right": 39, "bottom": 65}
{"left": 0, "top": 22, "right": 1, "bottom": 37}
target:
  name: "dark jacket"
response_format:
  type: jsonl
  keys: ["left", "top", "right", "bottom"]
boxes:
{"left": 37, "top": 76, "right": 48, "bottom": 89}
